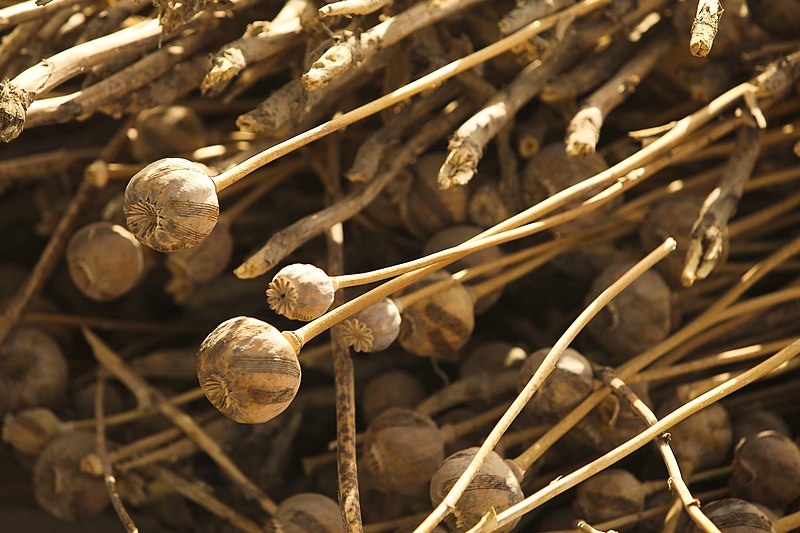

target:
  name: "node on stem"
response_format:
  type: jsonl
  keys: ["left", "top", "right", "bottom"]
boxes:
{"left": 518, "top": 347, "right": 594, "bottom": 418}
{"left": 429, "top": 447, "right": 523, "bottom": 533}
{"left": 397, "top": 272, "right": 475, "bottom": 361}
{"left": 272, "top": 493, "right": 344, "bottom": 533}
{"left": 66, "top": 221, "right": 145, "bottom": 301}
{"left": 33, "top": 430, "right": 109, "bottom": 521}
{"left": 729, "top": 431, "right": 800, "bottom": 510}
{"left": 196, "top": 316, "right": 301, "bottom": 424}
{"left": 123, "top": 158, "right": 219, "bottom": 253}
{"left": 0, "top": 328, "right": 67, "bottom": 416}
{"left": 267, "top": 263, "right": 336, "bottom": 321}
{"left": 573, "top": 468, "right": 645, "bottom": 523}
{"left": 363, "top": 407, "right": 445, "bottom": 495}
{"left": 338, "top": 297, "right": 401, "bottom": 353}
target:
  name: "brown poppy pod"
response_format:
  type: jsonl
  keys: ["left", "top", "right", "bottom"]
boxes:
{"left": 124, "top": 158, "right": 219, "bottom": 253}
{"left": 361, "top": 371, "right": 426, "bottom": 424}
{"left": 422, "top": 225, "right": 505, "bottom": 314}
{"left": 729, "top": 431, "right": 800, "bottom": 510}
{"left": 33, "top": 430, "right": 109, "bottom": 520}
{"left": 400, "top": 152, "right": 471, "bottom": 239}
{"left": 640, "top": 195, "right": 704, "bottom": 287}
{"left": 363, "top": 408, "right": 446, "bottom": 495}
{"left": 731, "top": 409, "right": 791, "bottom": 444}
{"left": 657, "top": 396, "right": 733, "bottom": 472}
{"left": 272, "top": 493, "right": 344, "bottom": 533}
{"left": 585, "top": 261, "right": 672, "bottom": 362}
{"left": 338, "top": 297, "right": 401, "bottom": 353}
{"left": 677, "top": 498, "right": 776, "bottom": 533}
{"left": 166, "top": 218, "right": 234, "bottom": 303}
{"left": 430, "top": 447, "right": 524, "bottom": 533}
{"left": 2, "top": 408, "right": 65, "bottom": 456}
{"left": 267, "top": 263, "right": 336, "bottom": 321}
{"left": 67, "top": 221, "right": 145, "bottom": 301}
{"left": 573, "top": 468, "right": 646, "bottom": 523}
{"left": 521, "top": 143, "right": 615, "bottom": 235}
{"left": 0, "top": 328, "right": 68, "bottom": 415}
{"left": 397, "top": 272, "right": 475, "bottom": 361}
{"left": 460, "top": 341, "right": 527, "bottom": 378}
{"left": 196, "top": 316, "right": 301, "bottom": 424}
{"left": 131, "top": 106, "right": 209, "bottom": 161}
{"left": 518, "top": 347, "right": 594, "bottom": 418}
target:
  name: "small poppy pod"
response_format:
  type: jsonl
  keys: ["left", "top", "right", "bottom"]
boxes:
{"left": 657, "top": 396, "right": 732, "bottom": 470}
{"left": 267, "top": 263, "right": 336, "bottom": 321}
{"left": 397, "top": 272, "right": 475, "bottom": 361}
{"left": 521, "top": 144, "right": 615, "bottom": 235}
{"left": 677, "top": 498, "right": 776, "bottom": 533}
{"left": 460, "top": 341, "right": 527, "bottom": 378}
{"left": 33, "top": 430, "right": 109, "bottom": 521}
{"left": 196, "top": 316, "right": 301, "bottom": 424}
{"left": 363, "top": 408, "right": 445, "bottom": 495}
{"left": 729, "top": 431, "right": 800, "bottom": 510}
{"left": 731, "top": 409, "right": 792, "bottom": 443}
{"left": 66, "top": 221, "right": 145, "bottom": 301}
{"left": 430, "top": 447, "right": 524, "bottom": 533}
{"left": 2, "top": 407, "right": 64, "bottom": 456}
{"left": 400, "top": 152, "right": 471, "bottom": 239}
{"left": 422, "top": 225, "right": 505, "bottom": 314}
{"left": 573, "top": 468, "right": 645, "bottom": 523}
{"left": 166, "top": 218, "right": 234, "bottom": 303}
{"left": 361, "top": 371, "right": 426, "bottom": 423}
{"left": 271, "top": 493, "right": 343, "bottom": 533}
{"left": 517, "top": 347, "right": 594, "bottom": 418}
{"left": 339, "top": 297, "right": 401, "bottom": 353}
{"left": 640, "top": 195, "right": 704, "bottom": 287}
{"left": 468, "top": 183, "right": 513, "bottom": 229}
{"left": 131, "top": 105, "right": 209, "bottom": 161}
{"left": 124, "top": 158, "right": 219, "bottom": 253}
{"left": 748, "top": 0, "right": 800, "bottom": 37}
{"left": 0, "top": 327, "right": 68, "bottom": 416}
{"left": 585, "top": 261, "right": 672, "bottom": 362}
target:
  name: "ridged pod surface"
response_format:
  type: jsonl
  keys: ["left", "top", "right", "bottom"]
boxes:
{"left": 339, "top": 297, "right": 401, "bottom": 353}
{"left": 267, "top": 264, "right": 336, "bottom": 321}
{"left": 730, "top": 431, "right": 800, "bottom": 509}
{"left": 0, "top": 328, "right": 67, "bottom": 415}
{"left": 573, "top": 468, "right": 645, "bottom": 522}
{"left": 273, "top": 493, "right": 343, "bottom": 533}
{"left": 678, "top": 498, "right": 776, "bottom": 533}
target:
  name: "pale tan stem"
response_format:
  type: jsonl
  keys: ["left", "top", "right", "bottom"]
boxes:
{"left": 775, "top": 510, "right": 800, "bottom": 533}
{"left": 690, "top": 0, "right": 723, "bottom": 57}
{"left": 413, "top": 239, "right": 675, "bottom": 533}
{"left": 0, "top": 0, "right": 84, "bottom": 31}
{"left": 319, "top": 0, "right": 392, "bottom": 17}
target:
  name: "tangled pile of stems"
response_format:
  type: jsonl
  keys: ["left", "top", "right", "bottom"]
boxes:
{"left": 2, "top": 0, "right": 800, "bottom": 532}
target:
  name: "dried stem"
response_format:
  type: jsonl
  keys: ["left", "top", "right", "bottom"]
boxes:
{"left": 690, "top": 0, "right": 723, "bottom": 58}
{"left": 414, "top": 239, "right": 676, "bottom": 533}
{"left": 682, "top": 125, "right": 761, "bottom": 286}
{"left": 600, "top": 369, "right": 720, "bottom": 533}
{"left": 416, "top": 371, "right": 519, "bottom": 416}
{"left": 565, "top": 31, "right": 672, "bottom": 157}
{"left": 498, "top": 0, "right": 575, "bottom": 35}
{"left": 475, "top": 337, "right": 800, "bottom": 532}
{"left": 0, "top": 0, "right": 83, "bottom": 31}
{"left": 319, "top": 0, "right": 392, "bottom": 17}
{"left": 212, "top": 0, "right": 614, "bottom": 192}
{"left": 0, "top": 19, "right": 44, "bottom": 74}
{"left": 775, "top": 510, "right": 800, "bottom": 533}
{"left": 82, "top": 327, "right": 279, "bottom": 517}
{"left": 94, "top": 372, "right": 139, "bottom": 533}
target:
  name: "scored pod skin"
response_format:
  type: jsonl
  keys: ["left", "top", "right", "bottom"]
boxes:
{"left": 270, "top": 493, "right": 343, "bottom": 533}
{"left": 338, "top": 297, "right": 402, "bottom": 353}
{"left": 267, "top": 263, "right": 336, "bottom": 321}
{"left": 196, "top": 316, "right": 301, "bottom": 424}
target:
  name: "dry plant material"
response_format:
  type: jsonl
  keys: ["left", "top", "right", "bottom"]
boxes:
{"left": 460, "top": 341, "right": 527, "bottom": 377}
{"left": 678, "top": 498, "right": 777, "bottom": 533}
{"left": 361, "top": 370, "right": 426, "bottom": 423}
{"left": 2, "top": 407, "right": 67, "bottom": 456}
{"left": 682, "top": 126, "right": 762, "bottom": 287}
{"left": 585, "top": 261, "right": 672, "bottom": 361}
{"left": 319, "top": 0, "right": 392, "bottom": 17}
{"left": 66, "top": 222, "right": 146, "bottom": 301}
{"left": 429, "top": 447, "right": 524, "bottom": 533}
{"left": 730, "top": 409, "right": 791, "bottom": 443}
{"left": 131, "top": 106, "right": 209, "bottom": 161}
{"left": 338, "top": 298, "right": 402, "bottom": 354}
{"left": 689, "top": 0, "right": 724, "bottom": 57}
{"left": 729, "top": 431, "right": 800, "bottom": 510}
{"left": 267, "top": 263, "right": 338, "bottom": 321}
{"left": 747, "top": 0, "right": 800, "bottom": 37}
{"left": 522, "top": 144, "right": 612, "bottom": 234}
{"left": 32, "top": 430, "right": 109, "bottom": 520}
{"left": 497, "top": 0, "right": 576, "bottom": 35}
{"left": 271, "top": 493, "right": 344, "bottom": 533}
{"left": 517, "top": 347, "right": 594, "bottom": 418}
{"left": 0, "top": 327, "right": 67, "bottom": 415}
{"left": 573, "top": 468, "right": 646, "bottom": 523}
{"left": 363, "top": 408, "right": 446, "bottom": 495}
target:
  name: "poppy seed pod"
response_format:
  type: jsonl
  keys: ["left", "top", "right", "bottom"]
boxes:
{"left": 729, "top": 431, "right": 800, "bottom": 510}
{"left": 573, "top": 468, "right": 645, "bottom": 522}
{"left": 196, "top": 316, "right": 301, "bottom": 424}
{"left": 267, "top": 263, "right": 336, "bottom": 321}
{"left": 364, "top": 408, "right": 445, "bottom": 494}
{"left": 166, "top": 218, "right": 234, "bottom": 302}
{"left": 430, "top": 447, "right": 523, "bottom": 533}
{"left": 124, "top": 158, "right": 219, "bottom": 253}
{"left": 518, "top": 347, "right": 594, "bottom": 417}
{"left": 677, "top": 498, "right": 776, "bottom": 533}
{"left": 361, "top": 371, "right": 426, "bottom": 423}
{"left": 658, "top": 396, "right": 733, "bottom": 471}
{"left": 731, "top": 409, "right": 791, "bottom": 443}
{"left": 339, "top": 297, "right": 401, "bottom": 353}
{"left": 66, "top": 221, "right": 145, "bottom": 301}
{"left": 640, "top": 195, "right": 704, "bottom": 287}
{"left": 33, "top": 430, "right": 109, "bottom": 520}
{"left": 273, "top": 493, "right": 343, "bottom": 533}
{"left": 2, "top": 407, "right": 64, "bottom": 456}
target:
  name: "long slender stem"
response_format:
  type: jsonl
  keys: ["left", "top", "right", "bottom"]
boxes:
{"left": 414, "top": 239, "right": 676, "bottom": 533}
